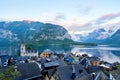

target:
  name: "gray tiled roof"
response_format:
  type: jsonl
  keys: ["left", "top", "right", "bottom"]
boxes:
{"left": 94, "top": 71, "right": 109, "bottom": 80}
{"left": 80, "top": 57, "right": 91, "bottom": 66}
{"left": 44, "top": 61, "right": 59, "bottom": 68}
{"left": 57, "top": 59, "right": 67, "bottom": 67}
{"left": 16, "top": 62, "right": 42, "bottom": 80}
{"left": 47, "top": 69, "right": 56, "bottom": 78}
{"left": 57, "top": 64, "right": 88, "bottom": 80}
{"left": 110, "top": 70, "right": 120, "bottom": 80}
{"left": 116, "top": 75, "right": 120, "bottom": 80}
{"left": 87, "top": 66, "right": 104, "bottom": 74}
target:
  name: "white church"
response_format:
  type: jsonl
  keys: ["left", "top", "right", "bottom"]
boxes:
{"left": 20, "top": 38, "right": 38, "bottom": 57}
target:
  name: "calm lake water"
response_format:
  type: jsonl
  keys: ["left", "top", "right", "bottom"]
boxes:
{"left": 71, "top": 45, "right": 120, "bottom": 63}
{"left": 0, "top": 44, "right": 120, "bottom": 63}
{"left": 38, "top": 44, "right": 120, "bottom": 63}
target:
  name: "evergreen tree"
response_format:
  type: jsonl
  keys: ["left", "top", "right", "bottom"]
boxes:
{"left": 0, "top": 66, "right": 20, "bottom": 80}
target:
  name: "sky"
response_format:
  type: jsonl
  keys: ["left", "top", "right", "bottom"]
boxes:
{"left": 0, "top": 0, "right": 120, "bottom": 34}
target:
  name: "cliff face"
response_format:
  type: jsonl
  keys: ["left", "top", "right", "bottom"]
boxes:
{"left": 0, "top": 21, "right": 72, "bottom": 46}
{"left": 32, "top": 23, "right": 71, "bottom": 41}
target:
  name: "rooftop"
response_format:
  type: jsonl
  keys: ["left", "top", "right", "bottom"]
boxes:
{"left": 44, "top": 61, "right": 59, "bottom": 68}
{"left": 57, "top": 64, "right": 88, "bottom": 80}
{"left": 16, "top": 62, "right": 42, "bottom": 80}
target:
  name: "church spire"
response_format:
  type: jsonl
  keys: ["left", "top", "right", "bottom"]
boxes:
{"left": 21, "top": 33, "right": 26, "bottom": 56}
{"left": 22, "top": 33, "right": 24, "bottom": 44}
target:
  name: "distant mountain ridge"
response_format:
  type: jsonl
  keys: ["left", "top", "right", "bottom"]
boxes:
{"left": 0, "top": 21, "right": 71, "bottom": 46}
{"left": 107, "top": 29, "right": 120, "bottom": 44}
{"left": 77, "top": 25, "right": 120, "bottom": 44}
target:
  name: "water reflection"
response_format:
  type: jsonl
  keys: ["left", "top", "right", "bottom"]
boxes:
{"left": 0, "top": 45, "right": 120, "bottom": 63}
{"left": 71, "top": 46, "right": 120, "bottom": 63}
{"left": 37, "top": 44, "right": 73, "bottom": 53}
{"left": 37, "top": 45, "right": 120, "bottom": 63}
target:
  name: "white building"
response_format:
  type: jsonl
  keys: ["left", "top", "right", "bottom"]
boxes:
{"left": 20, "top": 40, "right": 38, "bottom": 57}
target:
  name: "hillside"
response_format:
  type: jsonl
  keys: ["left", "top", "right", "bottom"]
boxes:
{"left": 31, "top": 23, "right": 71, "bottom": 41}
{"left": 0, "top": 21, "right": 43, "bottom": 45}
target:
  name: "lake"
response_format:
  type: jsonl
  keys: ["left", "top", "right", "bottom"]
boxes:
{"left": 71, "top": 45, "right": 120, "bottom": 63}
{"left": 37, "top": 44, "right": 120, "bottom": 63}
{"left": 0, "top": 44, "right": 120, "bottom": 63}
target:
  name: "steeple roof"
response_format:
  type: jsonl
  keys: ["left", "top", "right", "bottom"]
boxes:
{"left": 21, "top": 33, "right": 24, "bottom": 44}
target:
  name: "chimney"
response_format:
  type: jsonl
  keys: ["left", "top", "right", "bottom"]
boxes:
{"left": 72, "top": 65, "right": 75, "bottom": 73}
{"left": 14, "top": 65, "right": 18, "bottom": 72}
{"left": 92, "top": 73, "right": 95, "bottom": 80}
{"left": 71, "top": 65, "right": 76, "bottom": 80}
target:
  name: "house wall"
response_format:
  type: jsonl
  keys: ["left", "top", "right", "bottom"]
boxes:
{"left": 92, "top": 61, "right": 100, "bottom": 66}
{"left": 40, "top": 52, "right": 50, "bottom": 58}
{"left": 50, "top": 72, "right": 60, "bottom": 80}
{"left": 25, "top": 52, "right": 38, "bottom": 57}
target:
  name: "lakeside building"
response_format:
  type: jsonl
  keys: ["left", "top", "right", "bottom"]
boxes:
{"left": 20, "top": 36, "right": 38, "bottom": 57}
{"left": 40, "top": 49, "right": 52, "bottom": 58}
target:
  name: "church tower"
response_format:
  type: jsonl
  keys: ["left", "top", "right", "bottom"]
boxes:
{"left": 20, "top": 34, "right": 26, "bottom": 56}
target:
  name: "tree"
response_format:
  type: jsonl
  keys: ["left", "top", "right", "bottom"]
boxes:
{"left": 26, "top": 45, "right": 31, "bottom": 50}
{"left": 0, "top": 66, "right": 20, "bottom": 80}
{"left": 117, "top": 64, "right": 120, "bottom": 70}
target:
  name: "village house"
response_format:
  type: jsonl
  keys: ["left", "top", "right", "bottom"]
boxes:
{"left": 40, "top": 49, "right": 53, "bottom": 58}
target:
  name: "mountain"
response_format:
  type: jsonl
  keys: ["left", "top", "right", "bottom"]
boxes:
{"left": 107, "top": 29, "right": 120, "bottom": 44}
{"left": 32, "top": 23, "right": 71, "bottom": 41}
{"left": 0, "top": 21, "right": 71, "bottom": 46}
{"left": 79, "top": 28, "right": 106, "bottom": 41}
{"left": 77, "top": 25, "right": 120, "bottom": 44}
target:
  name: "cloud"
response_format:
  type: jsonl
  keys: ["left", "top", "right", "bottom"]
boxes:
{"left": 77, "top": 5, "right": 93, "bottom": 15}
{"left": 40, "top": 13, "right": 67, "bottom": 29}
{"left": 96, "top": 12, "right": 120, "bottom": 24}
{"left": 54, "top": 13, "right": 66, "bottom": 21}
{"left": 63, "top": 12, "right": 120, "bottom": 35}
{"left": 45, "top": 13, "right": 66, "bottom": 25}
{"left": 111, "top": 21, "right": 120, "bottom": 25}
{"left": 68, "top": 20, "right": 95, "bottom": 31}
{"left": 79, "top": 22, "right": 93, "bottom": 28}
{"left": 0, "top": 18, "right": 11, "bottom": 21}
{"left": 41, "top": 12, "right": 120, "bottom": 35}
{"left": 72, "top": 12, "right": 120, "bottom": 29}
